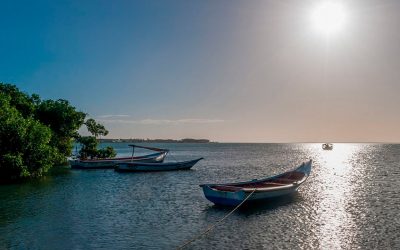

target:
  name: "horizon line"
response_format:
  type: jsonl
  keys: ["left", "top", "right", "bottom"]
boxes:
{"left": 98, "top": 138, "right": 400, "bottom": 144}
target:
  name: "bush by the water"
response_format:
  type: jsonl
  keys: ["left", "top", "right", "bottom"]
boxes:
{"left": 0, "top": 84, "right": 86, "bottom": 181}
{"left": 76, "top": 118, "right": 116, "bottom": 159}
{"left": 76, "top": 134, "right": 117, "bottom": 160}
{"left": 0, "top": 83, "right": 118, "bottom": 182}
{"left": 0, "top": 93, "right": 56, "bottom": 179}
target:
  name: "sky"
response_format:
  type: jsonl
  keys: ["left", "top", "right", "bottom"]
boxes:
{"left": 1, "top": 0, "right": 400, "bottom": 142}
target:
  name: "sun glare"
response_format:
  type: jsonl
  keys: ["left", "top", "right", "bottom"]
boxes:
{"left": 311, "top": 1, "right": 347, "bottom": 36}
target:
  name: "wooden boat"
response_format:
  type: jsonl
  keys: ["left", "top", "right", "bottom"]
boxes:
{"left": 115, "top": 158, "right": 204, "bottom": 172}
{"left": 70, "top": 145, "right": 168, "bottom": 169}
{"left": 322, "top": 143, "right": 333, "bottom": 150}
{"left": 200, "top": 160, "right": 312, "bottom": 206}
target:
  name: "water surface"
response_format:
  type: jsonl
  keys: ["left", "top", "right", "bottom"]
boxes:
{"left": 1, "top": 143, "right": 399, "bottom": 249}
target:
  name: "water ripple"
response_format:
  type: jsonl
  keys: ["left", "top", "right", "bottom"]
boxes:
{"left": 1, "top": 143, "right": 399, "bottom": 249}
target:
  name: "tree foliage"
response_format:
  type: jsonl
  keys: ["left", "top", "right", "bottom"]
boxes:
{"left": 97, "top": 146, "right": 117, "bottom": 159}
{"left": 0, "top": 93, "right": 56, "bottom": 181}
{"left": 76, "top": 118, "right": 115, "bottom": 159}
{"left": 74, "top": 118, "right": 116, "bottom": 159}
{"left": 0, "top": 83, "right": 116, "bottom": 182}
{"left": 35, "top": 99, "right": 86, "bottom": 161}
{"left": 76, "top": 136, "right": 98, "bottom": 159}
{"left": 76, "top": 135, "right": 116, "bottom": 159}
{"left": 84, "top": 118, "right": 109, "bottom": 138}
{"left": 0, "top": 83, "right": 89, "bottom": 182}
{"left": 0, "top": 84, "right": 36, "bottom": 118}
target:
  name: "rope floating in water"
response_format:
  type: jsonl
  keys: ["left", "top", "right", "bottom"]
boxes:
{"left": 176, "top": 189, "right": 257, "bottom": 250}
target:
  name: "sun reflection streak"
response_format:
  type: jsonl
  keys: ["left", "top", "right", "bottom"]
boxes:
{"left": 308, "top": 143, "right": 362, "bottom": 248}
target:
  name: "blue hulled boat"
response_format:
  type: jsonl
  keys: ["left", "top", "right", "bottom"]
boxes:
{"left": 200, "top": 160, "right": 312, "bottom": 206}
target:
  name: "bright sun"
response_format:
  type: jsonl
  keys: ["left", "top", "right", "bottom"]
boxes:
{"left": 311, "top": 2, "right": 347, "bottom": 36}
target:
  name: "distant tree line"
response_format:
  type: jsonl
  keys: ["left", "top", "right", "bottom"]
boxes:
{"left": 99, "top": 138, "right": 211, "bottom": 143}
{"left": 0, "top": 83, "right": 115, "bottom": 182}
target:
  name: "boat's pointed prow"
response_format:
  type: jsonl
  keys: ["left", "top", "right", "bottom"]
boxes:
{"left": 296, "top": 159, "right": 312, "bottom": 176}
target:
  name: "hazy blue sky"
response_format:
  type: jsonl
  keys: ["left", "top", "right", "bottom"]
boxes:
{"left": 1, "top": 0, "right": 400, "bottom": 142}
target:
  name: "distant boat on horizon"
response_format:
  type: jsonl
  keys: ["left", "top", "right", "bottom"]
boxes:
{"left": 322, "top": 143, "right": 333, "bottom": 150}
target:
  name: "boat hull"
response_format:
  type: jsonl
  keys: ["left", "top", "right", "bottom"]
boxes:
{"left": 70, "top": 152, "right": 167, "bottom": 169}
{"left": 115, "top": 158, "right": 203, "bottom": 172}
{"left": 200, "top": 160, "right": 312, "bottom": 206}
{"left": 202, "top": 184, "right": 300, "bottom": 206}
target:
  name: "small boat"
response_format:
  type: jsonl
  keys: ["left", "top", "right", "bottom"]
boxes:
{"left": 70, "top": 145, "right": 168, "bottom": 169}
{"left": 115, "top": 158, "right": 204, "bottom": 172}
{"left": 200, "top": 160, "right": 312, "bottom": 206}
{"left": 322, "top": 143, "right": 333, "bottom": 150}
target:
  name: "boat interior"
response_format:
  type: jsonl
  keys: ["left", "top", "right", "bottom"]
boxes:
{"left": 211, "top": 171, "right": 306, "bottom": 192}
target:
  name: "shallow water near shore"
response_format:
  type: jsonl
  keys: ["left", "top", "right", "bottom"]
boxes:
{"left": 1, "top": 143, "right": 399, "bottom": 249}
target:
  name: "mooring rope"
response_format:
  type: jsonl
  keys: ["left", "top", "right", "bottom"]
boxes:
{"left": 176, "top": 188, "right": 257, "bottom": 250}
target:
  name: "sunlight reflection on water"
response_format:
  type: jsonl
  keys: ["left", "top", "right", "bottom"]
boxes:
{"left": 312, "top": 144, "right": 360, "bottom": 248}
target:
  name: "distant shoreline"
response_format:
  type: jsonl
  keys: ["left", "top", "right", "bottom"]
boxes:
{"left": 98, "top": 138, "right": 213, "bottom": 143}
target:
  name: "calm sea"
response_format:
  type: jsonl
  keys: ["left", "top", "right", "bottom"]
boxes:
{"left": 0, "top": 143, "right": 399, "bottom": 249}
